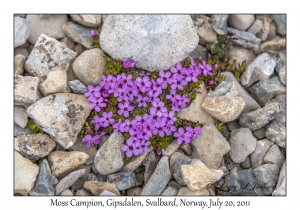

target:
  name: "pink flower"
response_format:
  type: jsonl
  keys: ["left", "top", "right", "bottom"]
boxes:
{"left": 123, "top": 59, "right": 134, "bottom": 68}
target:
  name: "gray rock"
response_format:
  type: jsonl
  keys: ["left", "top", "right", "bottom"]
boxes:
{"left": 239, "top": 102, "right": 280, "bottom": 131}
{"left": 55, "top": 169, "right": 86, "bottom": 195}
{"left": 70, "top": 165, "right": 91, "bottom": 191}
{"left": 66, "top": 61, "right": 78, "bottom": 82}
{"left": 253, "top": 127, "right": 267, "bottom": 139}
{"left": 267, "top": 23, "right": 277, "bottom": 41}
{"left": 237, "top": 169, "right": 265, "bottom": 196}
{"left": 202, "top": 82, "right": 245, "bottom": 122}
{"left": 14, "top": 106, "right": 28, "bottom": 128}
{"left": 278, "top": 65, "right": 286, "bottom": 85}
{"left": 272, "top": 161, "right": 286, "bottom": 195}
{"left": 94, "top": 133, "right": 125, "bottom": 175}
{"left": 179, "top": 143, "right": 192, "bottom": 156}
{"left": 68, "top": 80, "right": 87, "bottom": 94}
{"left": 248, "top": 76, "right": 286, "bottom": 106}
{"left": 266, "top": 119, "right": 286, "bottom": 148}
{"left": 140, "top": 156, "right": 171, "bottom": 195}
{"left": 170, "top": 151, "right": 190, "bottom": 174}
{"left": 26, "top": 15, "right": 67, "bottom": 44}
{"left": 252, "top": 164, "right": 279, "bottom": 195}
{"left": 69, "top": 137, "right": 96, "bottom": 165}
{"left": 225, "top": 171, "right": 241, "bottom": 194}
{"left": 14, "top": 123, "right": 33, "bottom": 137}
{"left": 75, "top": 188, "right": 92, "bottom": 196}
{"left": 143, "top": 151, "right": 160, "bottom": 186}
{"left": 60, "top": 37, "right": 75, "bottom": 50}
{"left": 161, "top": 186, "right": 178, "bottom": 196}
{"left": 228, "top": 15, "right": 255, "bottom": 30}
{"left": 24, "top": 34, "right": 77, "bottom": 82}
{"left": 120, "top": 148, "right": 151, "bottom": 172}
{"left": 83, "top": 181, "right": 121, "bottom": 196}
{"left": 227, "top": 27, "right": 261, "bottom": 51}
{"left": 173, "top": 159, "right": 193, "bottom": 185}
{"left": 74, "top": 44, "right": 85, "bottom": 56}
{"left": 27, "top": 93, "right": 91, "bottom": 149}
{"left": 250, "top": 139, "right": 274, "bottom": 169}
{"left": 191, "top": 15, "right": 217, "bottom": 44}
{"left": 247, "top": 19, "right": 262, "bottom": 35}
{"left": 14, "top": 75, "right": 42, "bottom": 107}
{"left": 256, "top": 38, "right": 286, "bottom": 54}
{"left": 96, "top": 173, "right": 108, "bottom": 182}
{"left": 14, "top": 54, "right": 26, "bottom": 75}
{"left": 100, "top": 15, "right": 199, "bottom": 72}
{"left": 191, "top": 124, "right": 230, "bottom": 169}
{"left": 272, "top": 51, "right": 286, "bottom": 72}
{"left": 263, "top": 144, "right": 285, "bottom": 169}
{"left": 60, "top": 189, "right": 73, "bottom": 196}
{"left": 127, "top": 187, "right": 142, "bottom": 196}
{"left": 14, "top": 134, "right": 56, "bottom": 162}
{"left": 272, "top": 15, "right": 286, "bottom": 35}
{"left": 14, "top": 17, "right": 32, "bottom": 48}
{"left": 228, "top": 46, "right": 255, "bottom": 70}
{"left": 266, "top": 94, "right": 286, "bottom": 123}
{"left": 241, "top": 156, "right": 251, "bottom": 169}
{"left": 228, "top": 120, "right": 241, "bottom": 131}
{"left": 107, "top": 172, "right": 142, "bottom": 190}
{"left": 256, "top": 16, "right": 272, "bottom": 41}
{"left": 168, "top": 180, "right": 182, "bottom": 190}
{"left": 211, "top": 15, "right": 228, "bottom": 35}
{"left": 189, "top": 45, "right": 207, "bottom": 60}
{"left": 99, "top": 190, "right": 117, "bottom": 196}
{"left": 177, "top": 186, "right": 209, "bottom": 196}
{"left": 87, "top": 173, "right": 98, "bottom": 181}
{"left": 71, "top": 15, "right": 102, "bottom": 27}
{"left": 162, "top": 140, "right": 180, "bottom": 158}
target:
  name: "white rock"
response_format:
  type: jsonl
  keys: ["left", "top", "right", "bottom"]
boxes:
{"left": 14, "top": 17, "right": 32, "bottom": 48}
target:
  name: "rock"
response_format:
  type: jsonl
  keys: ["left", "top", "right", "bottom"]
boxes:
{"left": 168, "top": 180, "right": 182, "bottom": 190}
{"left": 191, "top": 15, "right": 217, "bottom": 44}
{"left": 96, "top": 173, "right": 108, "bottom": 182}
{"left": 141, "top": 156, "right": 171, "bottom": 195}
{"left": 247, "top": 19, "right": 262, "bottom": 35}
{"left": 162, "top": 140, "right": 180, "bottom": 158}
{"left": 228, "top": 46, "right": 255, "bottom": 69}
{"left": 143, "top": 151, "right": 160, "bottom": 185}
{"left": 24, "top": 34, "right": 77, "bottom": 81}
{"left": 14, "top": 17, "right": 32, "bottom": 48}
{"left": 75, "top": 188, "right": 93, "bottom": 196}
{"left": 68, "top": 80, "right": 87, "bottom": 94}
{"left": 178, "top": 186, "right": 209, "bottom": 195}
{"left": 237, "top": 169, "right": 265, "bottom": 196}
{"left": 120, "top": 148, "right": 151, "bottom": 172}
{"left": 66, "top": 61, "right": 78, "bottom": 82}
{"left": 218, "top": 158, "right": 229, "bottom": 177}
{"left": 26, "top": 15, "right": 67, "bottom": 44}
{"left": 15, "top": 48, "right": 29, "bottom": 59}
{"left": 94, "top": 132, "right": 125, "bottom": 175}
{"left": 170, "top": 151, "right": 190, "bottom": 174}
{"left": 83, "top": 181, "right": 120, "bottom": 196}
{"left": 72, "top": 48, "right": 106, "bottom": 86}
{"left": 173, "top": 159, "right": 193, "bottom": 185}
{"left": 27, "top": 93, "right": 91, "bottom": 149}
{"left": 161, "top": 186, "right": 178, "bottom": 196}
{"left": 256, "top": 16, "right": 272, "bottom": 41}
{"left": 99, "top": 190, "right": 117, "bottom": 196}
{"left": 71, "top": 15, "right": 102, "bottom": 27}
{"left": 107, "top": 172, "right": 142, "bottom": 191}
{"left": 263, "top": 144, "right": 285, "bottom": 169}
{"left": 267, "top": 23, "right": 277, "bottom": 41}
{"left": 191, "top": 124, "right": 230, "bottom": 169}
{"left": 227, "top": 120, "right": 241, "bottom": 131}
{"left": 62, "top": 21, "right": 95, "bottom": 49}
{"left": 252, "top": 164, "right": 279, "bottom": 195}
{"left": 272, "top": 161, "right": 286, "bottom": 195}
{"left": 228, "top": 15, "right": 255, "bottom": 30}
{"left": 14, "top": 75, "right": 42, "bottom": 107}
{"left": 55, "top": 169, "right": 86, "bottom": 195}
{"left": 14, "top": 151, "right": 39, "bottom": 195}
{"left": 241, "top": 156, "right": 251, "bottom": 169}
{"left": 227, "top": 27, "right": 261, "bottom": 51}
{"left": 178, "top": 82, "right": 214, "bottom": 124}
{"left": 60, "top": 189, "right": 73, "bottom": 196}
{"left": 14, "top": 123, "right": 33, "bottom": 137}
{"left": 220, "top": 72, "right": 261, "bottom": 114}
{"left": 248, "top": 76, "right": 286, "bottom": 106}
{"left": 240, "top": 52, "right": 276, "bottom": 88}
{"left": 202, "top": 82, "right": 245, "bottom": 122}
{"left": 256, "top": 38, "right": 286, "bottom": 54}
{"left": 127, "top": 187, "right": 142, "bottom": 196}
{"left": 14, "top": 106, "right": 28, "bottom": 128}
{"left": 74, "top": 44, "right": 85, "bottom": 56}
{"left": 278, "top": 65, "right": 286, "bottom": 85}
{"left": 266, "top": 119, "right": 286, "bottom": 148}
{"left": 189, "top": 45, "right": 208, "bottom": 60}
{"left": 60, "top": 37, "right": 75, "bottom": 50}
{"left": 250, "top": 139, "right": 274, "bottom": 169}
{"left": 14, "top": 54, "right": 26, "bottom": 75}
{"left": 14, "top": 134, "right": 56, "bottom": 162}
{"left": 100, "top": 15, "right": 198, "bottom": 72}
{"left": 70, "top": 165, "right": 91, "bottom": 191}
{"left": 179, "top": 143, "right": 192, "bottom": 156}
{"left": 253, "top": 127, "right": 267, "bottom": 139}
{"left": 272, "top": 51, "right": 286, "bottom": 73}
{"left": 211, "top": 15, "right": 228, "bottom": 35}
{"left": 266, "top": 94, "right": 286, "bottom": 123}
{"left": 29, "top": 159, "right": 58, "bottom": 196}
{"left": 239, "top": 102, "right": 280, "bottom": 131}
{"left": 87, "top": 173, "right": 98, "bottom": 181}
{"left": 48, "top": 151, "right": 89, "bottom": 178}
{"left": 69, "top": 137, "right": 96, "bottom": 165}
{"left": 272, "top": 15, "right": 286, "bottom": 35}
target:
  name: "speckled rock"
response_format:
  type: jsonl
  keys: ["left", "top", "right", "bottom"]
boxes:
{"left": 71, "top": 15, "right": 102, "bottom": 27}
{"left": 227, "top": 27, "right": 261, "bottom": 51}
{"left": 177, "top": 186, "right": 209, "bottom": 195}
{"left": 68, "top": 80, "right": 87, "bottom": 94}
{"left": 107, "top": 172, "right": 142, "bottom": 191}
{"left": 14, "top": 134, "right": 56, "bottom": 162}
{"left": 15, "top": 17, "right": 32, "bottom": 48}
{"left": 191, "top": 15, "right": 217, "bottom": 44}
{"left": 272, "top": 161, "right": 286, "bottom": 195}
{"left": 14, "top": 105, "right": 28, "bottom": 128}
{"left": 272, "top": 15, "right": 286, "bottom": 35}
{"left": 250, "top": 139, "right": 274, "bottom": 169}
{"left": 69, "top": 137, "right": 96, "bottom": 165}
{"left": 256, "top": 38, "right": 286, "bottom": 54}
{"left": 247, "top": 19, "right": 262, "bottom": 35}
{"left": 211, "top": 15, "right": 228, "bottom": 35}
{"left": 120, "top": 148, "right": 151, "bottom": 172}
{"left": 14, "top": 54, "right": 25, "bottom": 75}
{"left": 83, "top": 181, "right": 120, "bottom": 196}
{"left": 228, "top": 15, "right": 255, "bottom": 30}
{"left": 266, "top": 119, "right": 286, "bottom": 148}
{"left": 100, "top": 15, "right": 199, "bottom": 72}
{"left": 266, "top": 94, "right": 286, "bottom": 123}
{"left": 263, "top": 144, "right": 285, "bottom": 169}
{"left": 27, "top": 93, "right": 91, "bottom": 149}
{"left": 55, "top": 169, "right": 86, "bottom": 195}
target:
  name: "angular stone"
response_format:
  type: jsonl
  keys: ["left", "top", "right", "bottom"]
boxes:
{"left": 48, "top": 151, "right": 89, "bottom": 178}
{"left": 170, "top": 151, "right": 190, "bottom": 174}
{"left": 27, "top": 93, "right": 91, "bottom": 149}
{"left": 256, "top": 16, "right": 272, "bottom": 41}
{"left": 211, "top": 15, "right": 228, "bottom": 35}
{"left": 162, "top": 140, "right": 180, "bottom": 158}
{"left": 14, "top": 17, "right": 32, "bottom": 48}
{"left": 14, "top": 134, "right": 56, "bottom": 162}
{"left": 70, "top": 137, "right": 96, "bottom": 165}
{"left": 75, "top": 188, "right": 92, "bottom": 196}
{"left": 120, "top": 148, "right": 151, "bottom": 172}
{"left": 68, "top": 80, "right": 87, "bottom": 94}
{"left": 141, "top": 156, "right": 171, "bottom": 195}
{"left": 161, "top": 186, "right": 178, "bottom": 196}
{"left": 26, "top": 15, "right": 67, "bottom": 44}
{"left": 70, "top": 165, "right": 91, "bottom": 191}
{"left": 100, "top": 15, "right": 199, "bottom": 72}
{"left": 191, "top": 15, "right": 217, "bottom": 43}
{"left": 14, "top": 75, "right": 41, "bottom": 107}
{"left": 228, "top": 46, "right": 255, "bottom": 69}
{"left": 241, "top": 156, "right": 251, "bottom": 169}
{"left": 71, "top": 15, "right": 102, "bottom": 27}
{"left": 99, "top": 190, "right": 117, "bottom": 196}
{"left": 177, "top": 186, "right": 209, "bottom": 195}
{"left": 267, "top": 23, "right": 277, "bottom": 41}
{"left": 25, "top": 34, "right": 77, "bottom": 81}
{"left": 107, "top": 172, "right": 142, "bottom": 191}
{"left": 278, "top": 65, "right": 286, "bottom": 85}
{"left": 191, "top": 124, "right": 230, "bottom": 169}
{"left": 173, "top": 159, "right": 193, "bottom": 185}
{"left": 239, "top": 102, "right": 280, "bottom": 131}
{"left": 142, "top": 151, "right": 160, "bottom": 186}
{"left": 253, "top": 127, "right": 267, "bottom": 139}
{"left": 55, "top": 169, "right": 86, "bottom": 195}
{"left": 256, "top": 38, "right": 286, "bottom": 54}
{"left": 225, "top": 171, "right": 241, "bottom": 194}
{"left": 263, "top": 144, "right": 285, "bottom": 169}
{"left": 14, "top": 54, "right": 25, "bottom": 75}
{"left": 227, "top": 27, "right": 261, "bottom": 51}
{"left": 267, "top": 94, "right": 286, "bottom": 125}
{"left": 83, "top": 181, "right": 120, "bottom": 196}
{"left": 189, "top": 45, "right": 208, "bottom": 60}
{"left": 60, "top": 189, "right": 73, "bottom": 196}
{"left": 202, "top": 82, "right": 245, "bottom": 122}
{"left": 250, "top": 139, "right": 274, "bottom": 169}
{"left": 127, "top": 187, "right": 142, "bottom": 196}
{"left": 266, "top": 119, "right": 286, "bottom": 148}
{"left": 247, "top": 19, "right": 262, "bottom": 35}
{"left": 272, "top": 15, "right": 286, "bottom": 35}
{"left": 179, "top": 143, "right": 192, "bottom": 156}
{"left": 14, "top": 123, "right": 33, "bottom": 137}
{"left": 14, "top": 151, "right": 39, "bottom": 195}
{"left": 236, "top": 169, "right": 265, "bottom": 196}
{"left": 14, "top": 105, "right": 28, "bottom": 128}
{"left": 228, "top": 15, "right": 255, "bottom": 30}
{"left": 252, "top": 164, "right": 279, "bottom": 195}
{"left": 272, "top": 161, "right": 286, "bottom": 195}
{"left": 94, "top": 133, "right": 125, "bottom": 175}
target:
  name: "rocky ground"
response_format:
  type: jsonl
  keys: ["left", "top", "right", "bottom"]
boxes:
{"left": 14, "top": 14, "right": 286, "bottom": 196}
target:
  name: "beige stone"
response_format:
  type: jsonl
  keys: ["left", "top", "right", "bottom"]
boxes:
{"left": 83, "top": 181, "right": 120, "bottom": 196}
{"left": 14, "top": 54, "right": 25, "bottom": 75}
{"left": 71, "top": 15, "right": 102, "bottom": 27}
{"left": 177, "top": 186, "right": 209, "bottom": 196}
{"left": 162, "top": 140, "right": 180, "bottom": 158}
{"left": 256, "top": 38, "right": 286, "bottom": 54}
{"left": 120, "top": 147, "right": 152, "bottom": 172}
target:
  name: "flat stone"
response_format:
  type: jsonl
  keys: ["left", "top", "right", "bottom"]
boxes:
{"left": 14, "top": 123, "right": 33, "bottom": 137}
{"left": 191, "top": 124, "right": 230, "bottom": 169}
{"left": 179, "top": 143, "right": 192, "bottom": 156}
{"left": 247, "top": 19, "right": 262, "bottom": 35}
{"left": 266, "top": 119, "right": 286, "bottom": 148}
{"left": 266, "top": 94, "right": 286, "bottom": 123}
{"left": 68, "top": 80, "right": 87, "bottom": 94}
{"left": 263, "top": 144, "right": 285, "bottom": 169}
{"left": 228, "top": 46, "right": 255, "bottom": 70}
{"left": 94, "top": 132, "right": 125, "bottom": 175}
{"left": 14, "top": 75, "right": 42, "bottom": 107}
{"left": 253, "top": 127, "right": 267, "bottom": 139}
{"left": 178, "top": 82, "right": 214, "bottom": 124}
{"left": 161, "top": 186, "right": 178, "bottom": 196}
{"left": 14, "top": 151, "right": 39, "bottom": 195}
{"left": 71, "top": 15, "right": 102, "bottom": 27}
{"left": 250, "top": 139, "right": 274, "bottom": 169}
{"left": 60, "top": 37, "right": 75, "bottom": 50}
{"left": 239, "top": 102, "right": 280, "bottom": 131}
{"left": 173, "top": 159, "right": 193, "bottom": 185}
{"left": 227, "top": 27, "right": 261, "bottom": 51}
{"left": 55, "top": 169, "right": 86, "bottom": 195}
{"left": 162, "top": 140, "right": 180, "bottom": 158}
{"left": 189, "top": 45, "right": 207, "bottom": 60}
{"left": 211, "top": 15, "right": 228, "bottom": 35}
{"left": 99, "top": 190, "right": 117, "bottom": 196}
{"left": 14, "top": 105, "right": 28, "bottom": 128}
{"left": 100, "top": 15, "right": 198, "bottom": 72}
{"left": 256, "top": 16, "right": 272, "bottom": 41}
{"left": 228, "top": 15, "right": 255, "bottom": 30}
{"left": 202, "top": 82, "right": 245, "bottom": 122}
{"left": 75, "top": 188, "right": 92, "bottom": 196}
{"left": 27, "top": 93, "right": 91, "bottom": 149}
{"left": 241, "top": 156, "right": 251, "bottom": 169}
{"left": 24, "top": 34, "right": 77, "bottom": 82}
{"left": 48, "top": 151, "right": 89, "bottom": 178}
{"left": 70, "top": 137, "right": 96, "bottom": 165}
{"left": 120, "top": 148, "right": 151, "bottom": 172}
{"left": 170, "top": 151, "right": 190, "bottom": 174}
{"left": 60, "top": 189, "right": 73, "bottom": 196}
{"left": 127, "top": 187, "right": 142, "bottom": 196}
{"left": 272, "top": 161, "right": 286, "bottom": 195}
{"left": 191, "top": 15, "right": 217, "bottom": 43}
{"left": 141, "top": 156, "right": 171, "bottom": 195}
{"left": 72, "top": 48, "right": 106, "bottom": 86}
{"left": 178, "top": 186, "right": 209, "bottom": 195}
{"left": 272, "top": 15, "right": 286, "bottom": 35}
{"left": 256, "top": 38, "right": 286, "bottom": 54}
{"left": 83, "top": 181, "right": 120, "bottom": 196}
{"left": 107, "top": 172, "right": 142, "bottom": 191}
{"left": 142, "top": 151, "right": 160, "bottom": 186}
{"left": 14, "top": 17, "right": 32, "bottom": 48}
{"left": 14, "top": 54, "right": 26, "bottom": 75}
{"left": 236, "top": 169, "right": 265, "bottom": 196}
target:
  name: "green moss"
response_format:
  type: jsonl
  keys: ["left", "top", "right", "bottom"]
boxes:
{"left": 25, "top": 120, "right": 44, "bottom": 134}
